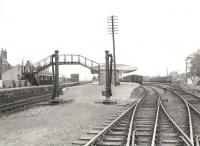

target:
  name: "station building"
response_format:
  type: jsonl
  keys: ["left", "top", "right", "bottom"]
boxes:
{"left": 92, "top": 64, "right": 137, "bottom": 85}
{"left": 38, "top": 69, "right": 53, "bottom": 85}
{"left": 2, "top": 64, "right": 53, "bottom": 88}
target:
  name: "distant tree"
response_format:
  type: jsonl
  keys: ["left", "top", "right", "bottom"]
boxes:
{"left": 189, "top": 49, "right": 200, "bottom": 77}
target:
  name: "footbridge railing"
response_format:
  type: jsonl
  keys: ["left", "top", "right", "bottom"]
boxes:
{"left": 30, "top": 54, "right": 100, "bottom": 73}
{"left": 22, "top": 54, "right": 100, "bottom": 85}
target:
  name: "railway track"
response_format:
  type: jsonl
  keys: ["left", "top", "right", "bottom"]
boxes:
{"left": 169, "top": 85, "right": 200, "bottom": 111}
{"left": 156, "top": 86, "right": 191, "bottom": 138}
{"left": 157, "top": 107, "right": 184, "bottom": 145}
{"left": 153, "top": 84, "right": 200, "bottom": 146}
{"left": 149, "top": 86, "right": 193, "bottom": 146}
{"left": 73, "top": 86, "right": 193, "bottom": 146}
{"left": 0, "top": 93, "right": 52, "bottom": 116}
{"left": 133, "top": 86, "right": 158, "bottom": 145}
{"left": 169, "top": 85, "right": 200, "bottom": 146}
{"left": 72, "top": 86, "right": 147, "bottom": 146}
{"left": 0, "top": 82, "right": 86, "bottom": 117}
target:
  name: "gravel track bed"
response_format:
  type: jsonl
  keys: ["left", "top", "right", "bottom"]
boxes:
{"left": 133, "top": 86, "right": 158, "bottom": 145}
{"left": 172, "top": 84, "right": 200, "bottom": 112}
{"left": 0, "top": 82, "right": 139, "bottom": 146}
{"left": 180, "top": 94, "right": 200, "bottom": 111}
{"left": 130, "top": 86, "right": 145, "bottom": 99}
{"left": 180, "top": 84, "right": 200, "bottom": 96}
{"left": 153, "top": 86, "right": 189, "bottom": 136}
{"left": 191, "top": 109, "right": 200, "bottom": 137}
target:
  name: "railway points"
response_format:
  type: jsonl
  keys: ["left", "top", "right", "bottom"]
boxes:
{"left": 0, "top": 82, "right": 139, "bottom": 146}
{"left": 72, "top": 85, "right": 196, "bottom": 146}
{"left": 152, "top": 83, "right": 200, "bottom": 146}
{"left": 1, "top": 77, "right": 200, "bottom": 146}
{"left": 0, "top": 50, "right": 199, "bottom": 146}
{"left": 152, "top": 85, "right": 190, "bottom": 137}
{"left": 3, "top": 1, "right": 200, "bottom": 145}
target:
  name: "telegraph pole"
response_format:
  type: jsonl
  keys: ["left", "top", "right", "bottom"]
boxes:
{"left": 107, "top": 15, "right": 118, "bottom": 86}
{"left": 185, "top": 56, "right": 193, "bottom": 85}
{"left": 166, "top": 67, "right": 168, "bottom": 76}
{"left": 185, "top": 59, "right": 188, "bottom": 84}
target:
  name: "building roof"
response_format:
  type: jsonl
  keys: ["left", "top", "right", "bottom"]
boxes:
{"left": 114, "top": 64, "right": 137, "bottom": 72}
{"left": 38, "top": 69, "right": 53, "bottom": 76}
{"left": 92, "top": 64, "right": 137, "bottom": 73}
{"left": 2, "top": 65, "right": 53, "bottom": 76}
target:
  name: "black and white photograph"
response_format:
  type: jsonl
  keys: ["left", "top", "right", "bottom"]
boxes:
{"left": 0, "top": 0, "right": 200, "bottom": 145}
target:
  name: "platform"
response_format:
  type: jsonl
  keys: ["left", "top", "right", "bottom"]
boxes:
{"left": 0, "top": 82, "right": 139, "bottom": 146}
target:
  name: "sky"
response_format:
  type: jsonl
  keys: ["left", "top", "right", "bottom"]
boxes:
{"left": 0, "top": 0, "right": 200, "bottom": 79}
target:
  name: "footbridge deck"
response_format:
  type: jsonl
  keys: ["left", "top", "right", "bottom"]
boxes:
{"left": 22, "top": 54, "right": 100, "bottom": 85}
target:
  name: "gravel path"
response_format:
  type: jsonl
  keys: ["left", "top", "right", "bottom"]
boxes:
{"left": 0, "top": 82, "right": 139, "bottom": 146}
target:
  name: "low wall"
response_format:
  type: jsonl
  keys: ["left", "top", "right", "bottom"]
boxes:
{"left": 2, "top": 80, "right": 28, "bottom": 88}
{"left": 0, "top": 82, "right": 80, "bottom": 105}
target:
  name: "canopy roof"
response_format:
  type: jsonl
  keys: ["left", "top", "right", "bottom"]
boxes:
{"left": 92, "top": 64, "right": 137, "bottom": 73}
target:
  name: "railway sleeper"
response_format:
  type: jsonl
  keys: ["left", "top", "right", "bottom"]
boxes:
{"left": 102, "top": 135, "right": 124, "bottom": 142}
{"left": 112, "top": 127, "right": 127, "bottom": 131}
{"left": 72, "top": 140, "right": 87, "bottom": 145}
{"left": 107, "top": 130, "right": 127, "bottom": 136}
{"left": 135, "top": 127, "right": 153, "bottom": 131}
{"left": 96, "top": 140, "right": 123, "bottom": 146}
{"left": 136, "top": 130, "right": 153, "bottom": 135}
{"left": 78, "top": 136, "right": 94, "bottom": 141}
{"left": 87, "top": 130, "right": 102, "bottom": 135}
{"left": 135, "top": 136, "right": 151, "bottom": 145}
{"left": 160, "top": 139, "right": 183, "bottom": 145}
{"left": 135, "top": 124, "right": 154, "bottom": 127}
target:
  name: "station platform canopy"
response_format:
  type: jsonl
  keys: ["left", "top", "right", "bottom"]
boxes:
{"left": 91, "top": 64, "right": 137, "bottom": 74}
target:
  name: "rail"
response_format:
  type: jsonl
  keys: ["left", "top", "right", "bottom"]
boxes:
{"left": 126, "top": 86, "right": 148, "bottom": 146}
{"left": 153, "top": 84, "right": 194, "bottom": 146}
{"left": 179, "top": 86, "right": 200, "bottom": 100}
{"left": 84, "top": 86, "right": 147, "bottom": 146}
{"left": 159, "top": 91, "right": 193, "bottom": 146}
{"left": 0, "top": 93, "right": 51, "bottom": 116}
{"left": 186, "top": 101, "right": 200, "bottom": 115}
{"left": 150, "top": 87, "right": 160, "bottom": 146}
{"left": 0, "top": 82, "right": 81, "bottom": 114}
{"left": 179, "top": 95, "right": 200, "bottom": 146}
{"left": 138, "top": 85, "right": 192, "bottom": 146}
{"left": 170, "top": 88, "right": 194, "bottom": 144}
{"left": 169, "top": 85, "right": 200, "bottom": 116}
{"left": 196, "top": 135, "right": 200, "bottom": 146}
{"left": 84, "top": 101, "right": 138, "bottom": 146}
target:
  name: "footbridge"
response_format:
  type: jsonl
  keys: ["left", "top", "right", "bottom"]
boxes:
{"left": 22, "top": 53, "right": 100, "bottom": 85}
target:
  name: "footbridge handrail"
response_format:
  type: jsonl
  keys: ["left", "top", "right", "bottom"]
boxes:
{"left": 24, "top": 54, "right": 100, "bottom": 74}
{"left": 22, "top": 54, "right": 101, "bottom": 85}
